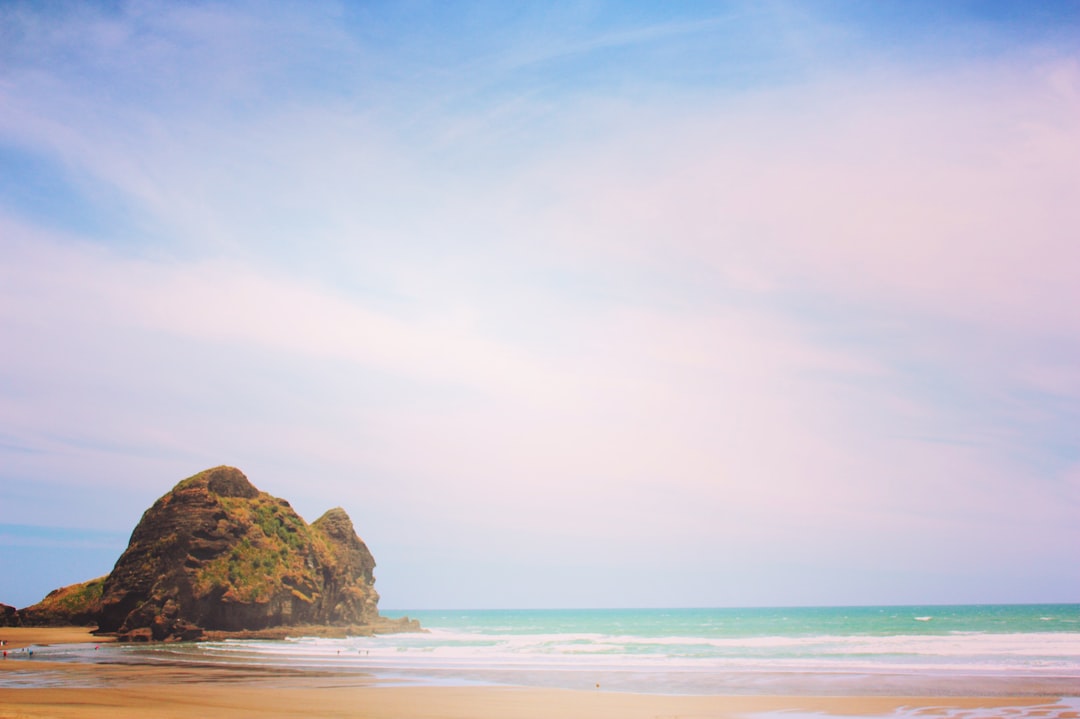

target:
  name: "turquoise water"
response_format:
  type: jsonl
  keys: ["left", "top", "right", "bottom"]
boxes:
{"left": 360, "top": 605, "right": 1080, "bottom": 692}
{"left": 16, "top": 605, "right": 1080, "bottom": 695}
{"left": 388, "top": 604, "right": 1079, "bottom": 639}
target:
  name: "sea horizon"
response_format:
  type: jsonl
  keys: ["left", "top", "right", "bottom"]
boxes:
{"left": 381, "top": 601, "right": 1080, "bottom": 613}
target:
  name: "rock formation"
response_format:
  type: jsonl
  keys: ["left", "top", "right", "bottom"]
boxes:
{"left": 4, "top": 466, "right": 420, "bottom": 641}
{"left": 90, "top": 466, "right": 385, "bottom": 641}
{"left": 14, "top": 577, "right": 105, "bottom": 627}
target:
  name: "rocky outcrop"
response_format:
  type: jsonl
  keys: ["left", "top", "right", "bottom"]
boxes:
{"left": 15, "top": 577, "right": 105, "bottom": 626}
{"left": 0, "top": 603, "right": 18, "bottom": 627}
{"left": 91, "top": 466, "right": 385, "bottom": 641}
{"left": 311, "top": 508, "right": 380, "bottom": 623}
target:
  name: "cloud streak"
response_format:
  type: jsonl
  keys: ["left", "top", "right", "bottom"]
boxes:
{"left": 1, "top": 1, "right": 1078, "bottom": 609}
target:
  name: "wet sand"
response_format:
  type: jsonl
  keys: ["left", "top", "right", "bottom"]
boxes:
{"left": 1, "top": 628, "right": 1076, "bottom": 719}
{"left": 0, "top": 627, "right": 115, "bottom": 650}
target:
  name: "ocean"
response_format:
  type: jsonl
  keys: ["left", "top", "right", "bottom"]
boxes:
{"left": 69, "top": 604, "right": 1080, "bottom": 696}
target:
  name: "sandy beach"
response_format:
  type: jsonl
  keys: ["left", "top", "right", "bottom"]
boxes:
{"left": 4, "top": 684, "right": 1076, "bottom": 719}
{"left": 0, "top": 627, "right": 116, "bottom": 651}
{"left": 2, "top": 628, "right": 1077, "bottom": 719}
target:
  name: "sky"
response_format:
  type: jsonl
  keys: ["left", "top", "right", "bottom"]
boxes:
{"left": 1, "top": 0, "right": 1079, "bottom": 611}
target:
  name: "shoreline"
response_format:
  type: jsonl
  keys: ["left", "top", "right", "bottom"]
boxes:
{"left": 0, "top": 615, "right": 422, "bottom": 647}
{"left": 200, "top": 615, "right": 425, "bottom": 641}
{"left": 2, "top": 628, "right": 1078, "bottom": 719}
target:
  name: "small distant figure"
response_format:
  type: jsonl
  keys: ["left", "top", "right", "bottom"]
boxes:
{"left": 595, "top": 683, "right": 600, "bottom": 689}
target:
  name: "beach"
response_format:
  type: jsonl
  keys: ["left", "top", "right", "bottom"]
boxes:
{"left": 2, "top": 628, "right": 1078, "bottom": 719}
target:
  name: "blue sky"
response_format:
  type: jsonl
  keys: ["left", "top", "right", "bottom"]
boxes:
{"left": 1, "top": 1, "right": 1079, "bottom": 610}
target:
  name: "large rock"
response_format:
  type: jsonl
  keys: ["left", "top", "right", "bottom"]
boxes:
{"left": 311, "top": 508, "right": 379, "bottom": 622}
{"left": 95, "top": 466, "right": 381, "bottom": 641}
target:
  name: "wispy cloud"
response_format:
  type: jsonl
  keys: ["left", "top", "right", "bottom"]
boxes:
{"left": 1, "top": 1, "right": 1078, "bottom": 608}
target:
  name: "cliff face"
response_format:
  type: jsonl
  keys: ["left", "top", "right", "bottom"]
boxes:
{"left": 311, "top": 508, "right": 380, "bottom": 624}
{"left": 95, "top": 466, "right": 381, "bottom": 641}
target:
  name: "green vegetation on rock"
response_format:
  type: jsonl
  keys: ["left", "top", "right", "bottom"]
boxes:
{"left": 16, "top": 576, "right": 106, "bottom": 626}
{"left": 189, "top": 493, "right": 333, "bottom": 605}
